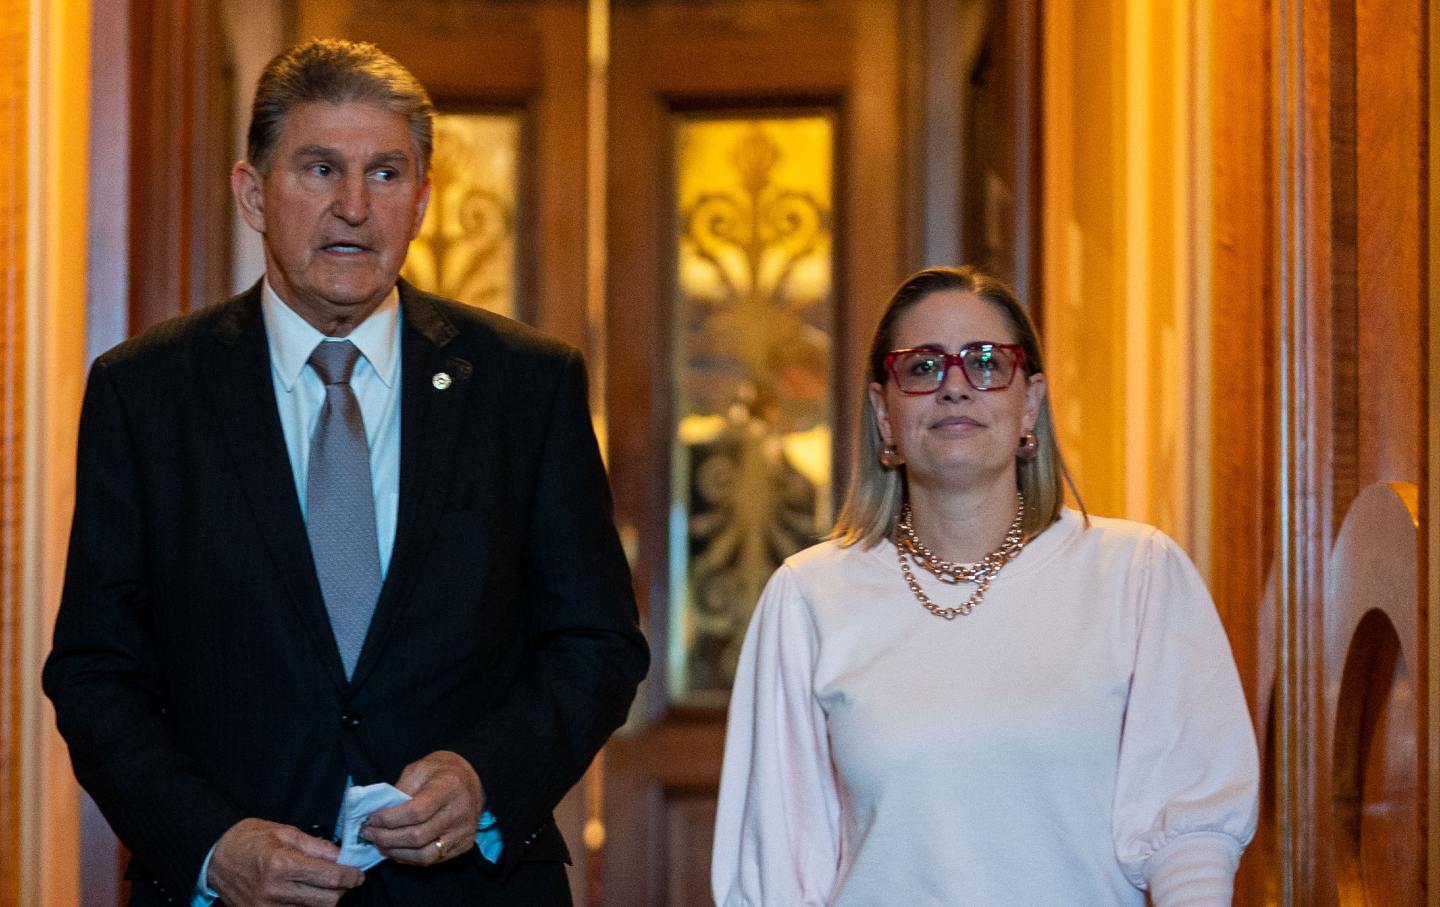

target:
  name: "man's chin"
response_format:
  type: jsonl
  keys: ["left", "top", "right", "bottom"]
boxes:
{"left": 313, "top": 280, "right": 397, "bottom": 311}
{"left": 274, "top": 278, "right": 398, "bottom": 333}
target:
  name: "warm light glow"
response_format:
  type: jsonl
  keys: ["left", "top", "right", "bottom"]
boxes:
{"left": 669, "top": 114, "right": 836, "bottom": 704}
{"left": 402, "top": 113, "right": 520, "bottom": 318}
{"left": 675, "top": 119, "right": 833, "bottom": 316}
{"left": 23, "top": 1, "right": 91, "bottom": 904}
{"left": 1041, "top": 0, "right": 1201, "bottom": 552}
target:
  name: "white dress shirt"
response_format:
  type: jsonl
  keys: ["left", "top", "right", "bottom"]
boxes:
{"left": 260, "top": 280, "right": 402, "bottom": 576}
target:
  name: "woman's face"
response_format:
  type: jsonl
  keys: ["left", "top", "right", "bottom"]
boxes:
{"left": 868, "top": 289, "right": 1046, "bottom": 493}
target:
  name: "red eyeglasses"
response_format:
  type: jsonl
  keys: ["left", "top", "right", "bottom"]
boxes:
{"left": 883, "top": 344, "right": 1027, "bottom": 395}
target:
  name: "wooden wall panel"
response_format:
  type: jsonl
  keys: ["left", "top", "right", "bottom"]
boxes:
{"left": 663, "top": 792, "right": 717, "bottom": 907}
{"left": 1207, "top": 0, "right": 1278, "bottom": 897}
{"left": 1317, "top": 1, "right": 1428, "bottom": 904}
{"left": 127, "top": 0, "right": 232, "bottom": 331}
{"left": 1428, "top": 0, "right": 1440, "bottom": 893}
{"left": 1295, "top": 0, "right": 1339, "bottom": 897}
{"left": 1354, "top": 0, "right": 1423, "bottom": 487}
{"left": 959, "top": 1, "right": 1041, "bottom": 302}
{"left": 1263, "top": 0, "right": 1431, "bottom": 902}
{"left": 0, "top": 3, "right": 25, "bottom": 906}
{"left": 1041, "top": 0, "right": 1127, "bottom": 522}
{"left": 1323, "top": 484, "right": 1423, "bottom": 905}
{"left": 1329, "top": 0, "right": 1358, "bottom": 531}
{"left": 127, "top": 0, "right": 188, "bottom": 326}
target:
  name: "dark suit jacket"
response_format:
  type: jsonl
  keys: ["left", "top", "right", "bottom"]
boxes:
{"left": 43, "top": 281, "right": 649, "bottom": 905}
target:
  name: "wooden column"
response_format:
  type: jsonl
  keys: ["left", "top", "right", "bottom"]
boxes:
{"left": 127, "top": 0, "right": 232, "bottom": 331}
{"left": 0, "top": 2, "right": 26, "bottom": 903}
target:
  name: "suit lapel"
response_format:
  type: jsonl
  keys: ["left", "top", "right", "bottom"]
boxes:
{"left": 205, "top": 286, "right": 351, "bottom": 691}
{"left": 350, "top": 283, "right": 475, "bottom": 688}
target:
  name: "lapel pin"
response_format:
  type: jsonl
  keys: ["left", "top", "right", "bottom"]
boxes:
{"left": 432, "top": 371, "right": 453, "bottom": 390}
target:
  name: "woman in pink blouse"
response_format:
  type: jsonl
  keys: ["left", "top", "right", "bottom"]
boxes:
{"left": 712, "top": 266, "right": 1259, "bottom": 906}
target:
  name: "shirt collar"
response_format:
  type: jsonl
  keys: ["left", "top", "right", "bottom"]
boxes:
{"left": 260, "top": 280, "right": 401, "bottom": 391}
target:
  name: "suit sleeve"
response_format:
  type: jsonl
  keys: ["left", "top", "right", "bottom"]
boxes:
{"left": 43, "top": 359, "right": 246, "bottom": 902}
{"left": 449, "top": 348, "right": 649, "bottom": 873}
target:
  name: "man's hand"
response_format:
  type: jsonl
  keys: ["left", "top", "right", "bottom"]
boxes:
{"left": 209, "top": 818, "right": 364, "bottom": 907}
{"left": 362, "top": 750, "right": 484, "bottom": 865}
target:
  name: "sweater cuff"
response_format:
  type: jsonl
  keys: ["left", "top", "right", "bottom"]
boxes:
{"left": 1144, "top": 831, "right": 1240, "bottom": 907}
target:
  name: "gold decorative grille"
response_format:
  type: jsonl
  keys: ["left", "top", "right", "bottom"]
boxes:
{"left": 669, "top": 114, "right": 836, "bottom": 704}
{"left": 402, "top": 112, "right": 520, "bottom": 318}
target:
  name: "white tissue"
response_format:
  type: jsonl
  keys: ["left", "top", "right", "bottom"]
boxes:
{"left": 336, "top": 782, "right": 413, "bottom": 870}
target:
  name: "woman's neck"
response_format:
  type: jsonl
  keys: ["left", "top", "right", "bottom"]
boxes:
{"left": 904, "top": 475, "right": 1020, "bottom": 564}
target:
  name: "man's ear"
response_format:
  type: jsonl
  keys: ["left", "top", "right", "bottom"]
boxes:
{"left": 231, "top": 161, "right": 266, "bottom": 234}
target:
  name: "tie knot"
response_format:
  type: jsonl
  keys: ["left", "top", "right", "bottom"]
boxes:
{"left": 309, "top": 340, "right": 362, "bottom": 386}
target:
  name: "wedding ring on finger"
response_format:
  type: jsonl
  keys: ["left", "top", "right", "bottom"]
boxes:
{"left": 433, "top": 837, "right": 447, "bottom": 860}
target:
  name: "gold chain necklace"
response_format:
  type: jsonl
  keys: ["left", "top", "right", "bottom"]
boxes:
{"left": 894, "top": 492, "right": 1026, "bottom": 619}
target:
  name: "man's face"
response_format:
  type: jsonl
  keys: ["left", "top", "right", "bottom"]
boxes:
{"left": 232, "top": 100, "right": 430, "bottom": 333}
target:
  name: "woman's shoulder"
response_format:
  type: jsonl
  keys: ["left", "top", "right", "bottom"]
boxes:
{"left": 758, "top": 538, "right": 891, "bottom": 611}
{"left": 782, "top": 536, "right": 887, "bottom": 578}
{"left": 1052, "top": 509, "right": 1202, "bottom": 579}
{"left": 1044, "top": 507, "right": 1172, "bottom": 549}
{"left": 1021, "top": 508, "right": 1175, "bottom": 571}
{"left": 757, "top": 537, "right": 897, "bottom": 633}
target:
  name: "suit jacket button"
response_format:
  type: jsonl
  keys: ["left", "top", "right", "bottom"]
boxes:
{"left": 339, "top": 711, "right": 361, "bottom": 730}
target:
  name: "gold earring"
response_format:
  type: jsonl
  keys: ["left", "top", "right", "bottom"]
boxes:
{"left": 880, "top": 443, "right": 905, "bottom": 468}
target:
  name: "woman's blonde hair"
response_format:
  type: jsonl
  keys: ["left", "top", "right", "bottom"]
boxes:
{"left": 829, "top": 266, "right": 1085, "bottom": 547}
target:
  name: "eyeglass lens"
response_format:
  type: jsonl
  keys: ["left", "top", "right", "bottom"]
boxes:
{"left": 893, "top": 346, "right": 1016, "bottom": 392}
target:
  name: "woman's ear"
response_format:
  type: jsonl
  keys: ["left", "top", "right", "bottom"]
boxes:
{"left": 1023, "top": 372, "right": 1047, "bottom": 433}
{"left": 869, "top": 382, "right": 894, "bottom": 444}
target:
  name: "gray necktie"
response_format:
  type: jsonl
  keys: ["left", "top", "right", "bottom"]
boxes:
{"left": 306, "top": 340, "right": 382, "bottom": 678}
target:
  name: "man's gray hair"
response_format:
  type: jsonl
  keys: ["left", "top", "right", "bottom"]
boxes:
{"left": 247, "top": 38, "right": 434, "bottom": 173}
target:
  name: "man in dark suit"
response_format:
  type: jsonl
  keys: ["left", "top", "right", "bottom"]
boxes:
{"left": 43, "top": 38, "right": 648, "bottom": 906}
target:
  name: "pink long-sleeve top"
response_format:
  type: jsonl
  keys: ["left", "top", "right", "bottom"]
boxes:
{"left": 712, "top": 508, "right": 1259, "bottom": 906}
